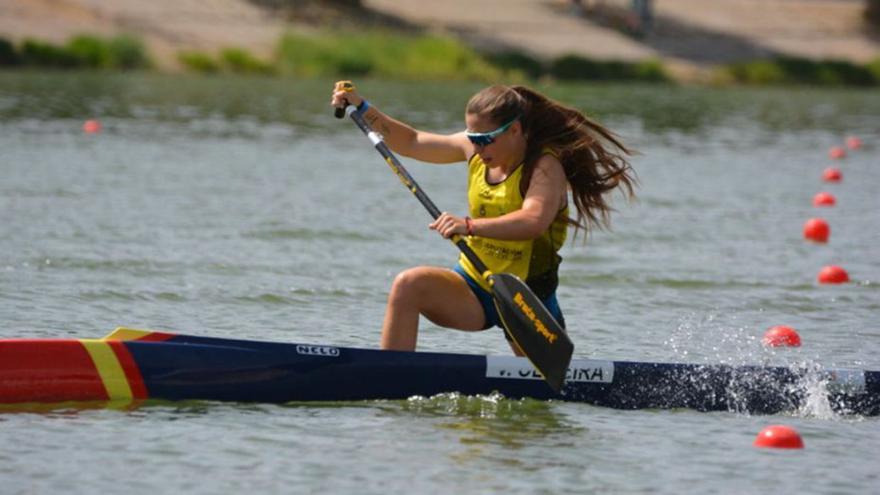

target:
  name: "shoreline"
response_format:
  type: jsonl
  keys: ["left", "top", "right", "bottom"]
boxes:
{"left": 0, "top": 0, "right": 878, "bottom": 84}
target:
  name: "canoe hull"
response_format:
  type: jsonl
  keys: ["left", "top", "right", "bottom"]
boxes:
{"left": 1, "top": 329, "right": 878, "bottom": 415}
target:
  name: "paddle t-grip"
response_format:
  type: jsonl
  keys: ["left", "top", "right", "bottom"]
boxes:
{"left": 334, "top": 80, "right": 356, "bottom": 119}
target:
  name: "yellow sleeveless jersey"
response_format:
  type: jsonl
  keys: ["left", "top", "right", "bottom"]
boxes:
{"left": 458, "top": 152, "right": 568, "bottom": 298}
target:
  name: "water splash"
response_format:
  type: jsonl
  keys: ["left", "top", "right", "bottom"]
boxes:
{"left": 403, "top": 392, "right": 515, "bottom": 419}
{"left": 664, "top": 311, "right": 766, "bottom": 365}
{"left": 663, "top": 311, "right": 870, "bottom": 419}
{"left": 397, "top": 393, "right": 581, "bottom": 450}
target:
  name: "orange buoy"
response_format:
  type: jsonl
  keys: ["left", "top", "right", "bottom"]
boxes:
{"left": 83, "top": 119, "right": 102, "bottom": 134}
{"left": 818, "top": 265, "right": 849, "bottom": 284}
{"left": 812, "top": 192, "right": 836, "bottom": 207}
{"left": 762, "top": 326, "right": 801, "bottom": 347}
{"left": 803, "top": 218, "right": 830, "bottom": 243}
{"left": 822, "top": 167, "right": 842, "bottom": 183}
{"left": 845, "top": 136, "right": 862, "bottom": 150}
{"left": 828, "top": 146, "right": 846, "bottom": 159}
{"left": 754, "top": 425, "right": 804, "bottom": 449}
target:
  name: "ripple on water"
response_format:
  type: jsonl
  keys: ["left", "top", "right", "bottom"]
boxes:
{"left": 243, "top": 227, "right": 381, "bottom": 242}
{"left": 231, "top": 287, "right": 355, "bottom": 305}
{"left": 77, "top": 290, "right": 187, "bottom": 302}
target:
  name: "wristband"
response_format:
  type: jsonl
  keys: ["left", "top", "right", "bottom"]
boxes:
{"left": 465, "top": 216, "right": 474, "bottom": 236}
{"left": 356, "top": 99, "right": 370, "bottom": 115}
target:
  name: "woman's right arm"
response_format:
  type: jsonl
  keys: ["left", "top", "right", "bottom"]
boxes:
{"left": 331, "top": 83, "right": 471, "bottom": 164}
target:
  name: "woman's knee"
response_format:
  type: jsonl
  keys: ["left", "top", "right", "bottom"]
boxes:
{"left": 388, "top": 267, "right": 433, "bottom": 304}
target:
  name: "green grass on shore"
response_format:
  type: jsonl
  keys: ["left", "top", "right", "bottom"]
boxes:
{"left": 0, "top": 35, "right": 150, "bottom": 70}
{"left": 3, "top": 32, "right": 880, "bottom": 87}
{"left": 178, "top": 48, "right": 276, "bottom": 75}
{"left": 718, "top": 56, "right": 880, "bottom": 86}
{"left": 276, "top": 31, "right": 499, "bottom": 80}
{"left": 175, "top": 30, "right": 673, "bottom": 83}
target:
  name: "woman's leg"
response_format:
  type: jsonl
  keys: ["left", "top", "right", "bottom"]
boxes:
{"left": 380, "top": 266, "right": 486, "bottom": 350}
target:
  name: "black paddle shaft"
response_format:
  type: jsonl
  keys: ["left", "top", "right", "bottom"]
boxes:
{"left": 345, "top": 106, "right": 491, "bottom": 277}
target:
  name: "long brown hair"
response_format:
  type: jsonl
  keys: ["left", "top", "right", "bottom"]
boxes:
{"left": 465, "top": 85, "right": 636, "bottom": 235}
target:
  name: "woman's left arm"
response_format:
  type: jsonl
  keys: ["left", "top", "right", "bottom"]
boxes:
{"left": 430, "top": 155, "right": 567, "bottom": 240}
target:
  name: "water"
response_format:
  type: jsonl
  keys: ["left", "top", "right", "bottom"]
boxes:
{"left": 1, "top": 72, "right": 878, "bottom": 493}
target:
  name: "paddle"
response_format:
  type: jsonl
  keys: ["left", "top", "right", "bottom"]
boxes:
{"left": 334, "top": 93, "right": 574, "bottom": 392}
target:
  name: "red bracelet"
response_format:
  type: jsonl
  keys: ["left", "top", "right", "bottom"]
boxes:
{"left": 465, "top": 216, "right": 474, "bottom": 236}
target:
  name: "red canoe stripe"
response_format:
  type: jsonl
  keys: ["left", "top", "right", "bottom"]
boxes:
{"left": 107, "top": 341, "right": 148, "bottom": 400}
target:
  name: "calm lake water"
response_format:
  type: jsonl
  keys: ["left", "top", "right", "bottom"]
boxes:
{"left": 1, "top": 72, "right": 878, "bottom": 494}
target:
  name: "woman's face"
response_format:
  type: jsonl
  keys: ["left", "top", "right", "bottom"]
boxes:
{"left": 465, "top": 113, "right": 523, "bottom": 168}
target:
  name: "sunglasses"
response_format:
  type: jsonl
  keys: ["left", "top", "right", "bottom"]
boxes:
{"left": 465, "top": 117, "right": 518, "bottom": 146}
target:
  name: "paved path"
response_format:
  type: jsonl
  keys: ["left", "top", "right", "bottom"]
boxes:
{"left": 365, "top": 0, "right": 879, "bottom": 77}
{"left": 0, "top": 0, "right": 283, "bottom": 66}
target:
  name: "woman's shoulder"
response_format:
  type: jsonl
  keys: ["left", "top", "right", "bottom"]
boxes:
{"left": 530, "top": 150, "right": 566, "bottom": 189}
{"left": 540, "top": 146, "right": 560, "bottom": 159}
{"left": 535, "top": 148, "right": 563, "bottom": 173}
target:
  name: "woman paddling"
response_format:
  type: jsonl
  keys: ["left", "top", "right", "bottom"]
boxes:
{"left": 331, "top": 82, "right": 636, "bottom": 355}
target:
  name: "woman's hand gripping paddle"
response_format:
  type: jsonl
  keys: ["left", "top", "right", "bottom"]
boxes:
{"left": 333, "top": 81, "right": 574, "bottom": 392}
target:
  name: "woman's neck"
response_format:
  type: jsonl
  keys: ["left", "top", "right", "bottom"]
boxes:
{"left": 500, "top": 141, "right": 527, "bottom": 174}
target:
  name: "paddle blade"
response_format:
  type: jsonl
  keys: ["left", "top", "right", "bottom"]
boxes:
{"left": 489, "top": 273, "right": 574, "bottom": 392}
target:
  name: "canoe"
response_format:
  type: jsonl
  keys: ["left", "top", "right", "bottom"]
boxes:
{"left": 1, "top": 328, "right": 877, "bottom": 415}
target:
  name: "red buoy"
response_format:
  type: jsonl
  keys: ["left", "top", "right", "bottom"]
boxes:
{"left": 822, "top": 167, "right": 842, "bottom": 182}
{"left": 812, "top": 192, "right": 836, "bottom": 207}
{"left": 828, "top": 146, "right": 846, "bottom": 159}
{"left": 803, "top": 218, "right": 830, "bottom": 243}
{"left": 83, "top": 119, "right": 102, "bottom": 134}
{"left": 818, "top": 265, "right": 849, "bottom": 284}
{"left": 754, "top": 425, "right": 804, "bottom": 449}
{"left": 845, "top": 136, "right": 862, "bottom": 150}
{"left": 762, "top": 326, "right": 801, "bottom": 347}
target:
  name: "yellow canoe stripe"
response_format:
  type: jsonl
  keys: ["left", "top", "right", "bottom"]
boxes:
{"left": 80, "top": 339, "right": 134, "bottom": 401}
{"left": 102, "top": 327, "right": 154, "bottom": 341}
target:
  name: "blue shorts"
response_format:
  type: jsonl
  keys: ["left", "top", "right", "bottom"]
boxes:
{"left": 453, "top": 265, "right": 565, "bottom": 337}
